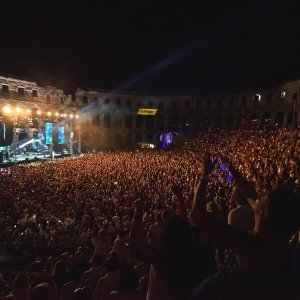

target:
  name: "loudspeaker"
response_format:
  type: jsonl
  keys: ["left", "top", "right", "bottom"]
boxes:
{"left": 3, "top": 122, "right": 13, "bottom": 146}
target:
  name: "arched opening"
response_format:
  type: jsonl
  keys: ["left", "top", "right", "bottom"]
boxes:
{"left": 146, "top": 133, "right": 153, "bottom": 142}
{"left": 125, "top": 133, "right": 132, "bottom": 145}
{"left": 115, "top": 133, "right": 122, "bottom": 144}
{"left": 226, "top": 114, "right": 234, "bottom": 129}
{"left": 205, "top": 114, "right": 212, "bottom": 129}
{"left": 274, "top": 112, "right": 284, "bottom": 127}
{"left": 249, "top": 113, "right": 258, "bottom": 128}
{"left": 145, "top": 115, "right": 154, "bottom": 129}
{"left": 114, "top": 117, "right": 122, "bottom": 128}
{"left": 169, "top": 114, "right": 179, "bottom": 130}
{"left": 287, "top": 110, "right": 298, "bottom": 128}
{"left": 125, "top": 115, "right": 133, "bottom": 129}
{"left": 157, "top": 115, "right": 165, "bottom": 130}
{"left": 182, "top": 115, "right": 190, "bottom": 134}
{"left": 214, "top": 115, "right": 223, "bottom": 128}
{"left": 135, "top": 132, "right": 142, "bottom": 143}
{"left": 104, "top": 113, "right": 111, "bottom": 128}
{"left": 261, "top": 112, "right": 271, "bottom": 125}
{"left": 135, "top": 115, "right": 143, "bottom": 129}
{"left": 93, "top": 114, "right": 101, "bottom": 125}
{"left": 194, "top": 115, "right": 201, "bottom": 133}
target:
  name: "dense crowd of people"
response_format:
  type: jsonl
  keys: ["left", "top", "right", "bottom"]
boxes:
{"left": 0, "top": 129, "right": 299, "bottom": 299}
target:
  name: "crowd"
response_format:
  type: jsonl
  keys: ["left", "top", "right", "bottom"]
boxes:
{"left": 0, "top": 128, "right": 299, "bottom": 299}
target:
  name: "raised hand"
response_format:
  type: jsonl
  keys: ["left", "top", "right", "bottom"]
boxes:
{"left": 134, "top": 198, "right": 144, "bottom": 214}
{"left": 202, "top": 152, "right": 216, "bottom": 175}
{"left": 218, "top": 154, "right": 231, "bottom": 170}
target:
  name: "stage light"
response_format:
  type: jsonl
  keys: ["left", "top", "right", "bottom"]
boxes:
{"left": 255, "top": 94, "right": 261, "bottom": 103}
{"left": 47, "top": 111, "right": 52, "bottom": 116}
{"left": 3, "top": 106, "right": 11, "bottom": 115}
{"left": 37, "top": 110, "right": 42, "bottom": 115}
{"left": 70, "top": 114, "right": 74, "bottom": 119}
{"left": 63, "top": 114, "right": 67, "bottom": 117}
{"left": 75, "top": 115, "right": 79, "bottom": 119}
{"left": 26, "top": 109, "right": 32, "bottom": 114}
{"left": 15, "top": 107, "right": 22, "bottom": 114}
{"left": 54, "top": 112, "right": 59, "bottom": 117}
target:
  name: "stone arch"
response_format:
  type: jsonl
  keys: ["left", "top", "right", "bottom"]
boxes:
{"left": 125, "top": 115, "right": 133, "bottom": 128}
{"left": 274, "top": 112, "right": 284, "bottom": 126}
{"left": 145, "top": 115, "right": 154, "bottom": 129}
{"left": 104, "top": 113, "right": 111, "bottom": 128}
{"left": 226, "top": 114, "right": 234, "bottom": 129}
{"left": 214, "top": 115, "right": 223, "bottom": 128}
{"left": 287, "top": 110, "right": 298, "bottom": 128}
{"left": 135, "top": 115, "right": 143, "bottom": 129}
{"left": 169, "top": 114, "right": 179, "bottom": 130}
{"left": 93, "top": 114, "right": 101, "bottom": 125}
{"left": 157, "top": 115, "right": 165, "bottom": 130}
{"left": 261, "top": 112, "right": 271, "bottom": 125}
{"left": 135, "top": 132, "right": 142, "bottom": 142}
{"left": 249, "top": 113, "right": 258, "bottom": 128}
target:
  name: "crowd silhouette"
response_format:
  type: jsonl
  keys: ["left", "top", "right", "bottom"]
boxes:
{"left": 0, "top": 129, "right": 299, "bottom": 299}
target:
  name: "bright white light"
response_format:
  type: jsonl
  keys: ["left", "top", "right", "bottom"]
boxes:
{"left": 70, "top": 114, "right": 74, "bottom": 118}
{"left": 47, "top": 111, "right": 52, "bottom": 116}
{"left": 15, "top": 107, "right": 22, "bottom": 114}
{"left": 255, "top": 94, "right": 261, "bottom": 102}
{"left": 26, "top": 109, "right": 32, "bottom": 114}
{"left": 54, "top": 112, "right": 59, "bottom": 117}
{"left": 37, "top": 110, "right": 42, "bottom": 115}
{"left": 75, "top": 115, "right": 79, "bottom": 119}
{"left": 280, "top": 91, "right": 286, "bottom": 99}
{"left": 3, "top": 106, "right": 11, "bottom": 115}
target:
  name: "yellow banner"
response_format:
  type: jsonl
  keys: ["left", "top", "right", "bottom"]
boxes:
{"left": 137, "top": 108, "right": 158, "bottom": 115}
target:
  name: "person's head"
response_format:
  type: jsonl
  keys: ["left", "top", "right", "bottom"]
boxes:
{"left": 230, "top": 186, "right": 247, "bottom": 207}
{"left": 254, "top": 185, "right": 300, "bottom": 237}
{"left": 51, "top": 260, "right": 66, "bottom": 277}
{"left": 28, "top": 281, "right": 57, "bottom": 300}
{"left": 161, "top": 209, "right": 175, "bottom": 226}
{"left": 73, "top": 286, "right": 93, "bottom": 300}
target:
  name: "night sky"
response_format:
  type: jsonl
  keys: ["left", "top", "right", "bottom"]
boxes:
{"left": 0, "top": 1, "right": 299, "bottom": 95}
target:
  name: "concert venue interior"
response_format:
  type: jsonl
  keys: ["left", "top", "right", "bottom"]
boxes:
{"left": 0, "top": 1, "right": 300, "bottom": 300}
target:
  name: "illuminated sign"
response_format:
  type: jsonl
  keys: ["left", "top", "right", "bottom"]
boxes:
{"left": 58, "top": 126, "right": 65, "bottom": 144}
{"left": 45, "top": 122, "right": 53, "bottom": 145}
{"left": 137, "top": 108, "right": 158, "bottom": 115}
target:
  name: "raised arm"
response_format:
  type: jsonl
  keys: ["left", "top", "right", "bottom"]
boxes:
{"left": 190, "top": 153, "right": 257, "bottom": 265}
{"left": 219, "top": 154, "right": 258, "bottom": 202}
{"left": 172, "top": 184, "right": 189, "bottom": 221}
{"left": 129, "top": 198, "right": 160, "bottom": 266}
{"left": 191, "top": 152, "right": 216, "bottom": 223}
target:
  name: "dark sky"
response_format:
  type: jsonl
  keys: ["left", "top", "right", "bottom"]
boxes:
{"left": 0, "top": 1, "right": 299, "bottom": 95}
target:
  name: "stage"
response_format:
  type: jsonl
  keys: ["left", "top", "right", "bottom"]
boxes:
{"left": 0, "top": 151, "right": 71, "bottom": 168}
